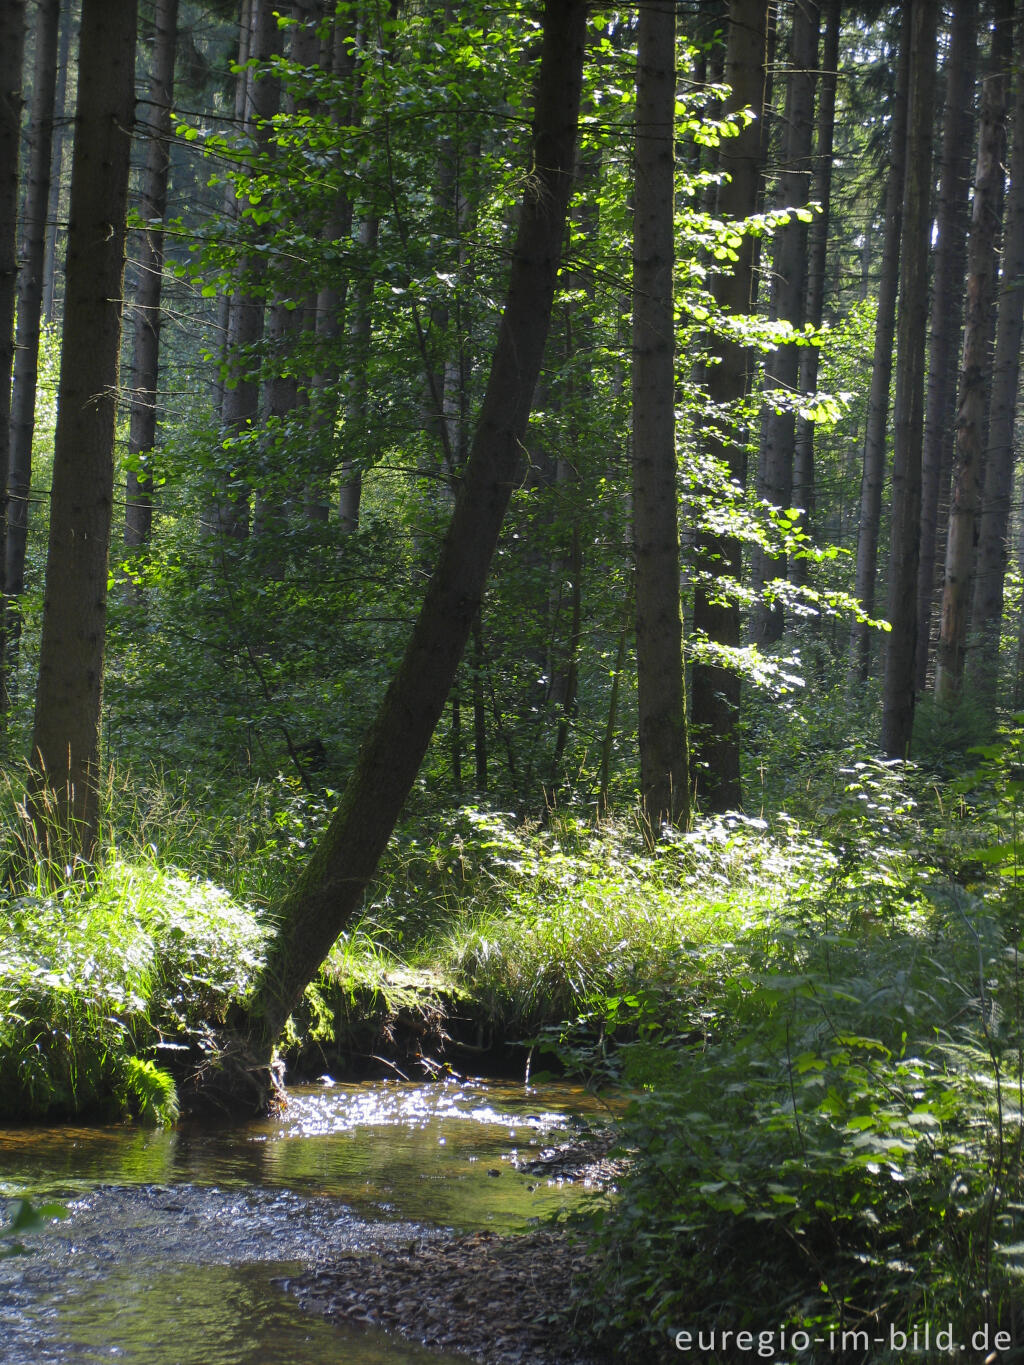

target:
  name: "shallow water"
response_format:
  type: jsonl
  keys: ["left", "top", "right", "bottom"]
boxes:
{"left": 0, "top": 1078, "right": 611, "bottom": 1363}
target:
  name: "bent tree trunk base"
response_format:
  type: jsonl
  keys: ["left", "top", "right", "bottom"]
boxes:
{"left": 196, "top": 0, "right": 588, "bottom": 1114}
{"left": 179, "top": 1019, "right": 286, "bottom": 1117}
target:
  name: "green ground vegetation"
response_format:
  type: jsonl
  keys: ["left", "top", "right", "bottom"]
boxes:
{"left": 3, "top": 711, "right": 1024, "bottom": 1354}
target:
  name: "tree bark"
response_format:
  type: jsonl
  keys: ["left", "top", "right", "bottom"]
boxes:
{"left": 849, "top": 4, "right": 911, "bottom": 688}
{"left": 125, "top": 0, "right": 179, "bottom": 550}
{"left": 7, "top": 0, "right": 61, "bottom": 693}
{"left": 211, "top": 0, "right": 282, "bottom": 539}
{"left": 307, "top": 5, "right": 358, "bottom": 524}
{"left": 254, "top": 0, "right": 320, "bottom": 565}
{"left": 970, "top": 10, "right": 1024, "bottom": 710}
{"left": 791, "top": 0, "right": 840, "bottom": 590}
{"left": 338, "top": 213, "right": 379, "bottom": 533}
{"left": 632, "top": 0, "right": 689, "bottom": 837}
{"left": 934, "top": 2, "right": 1012, "bottom": 707}
{"left": 750, "top": 0, "right": 818, "bottom": 647}
{"left": 41, "top": 0, "right": 73, "bottom": 323}
{"left": 690, "top": 0, "right": 769, "bottom": 812}
{"left": 209, "top": 0, "right": 587, "bottom": 1109}
{"left": 0, "top": 0, "right": 27, "bottom": 703}
{"left": 28, "top": 0, "right": 138, "bottom": 860}
{"left": 210, "top": 0, "right": 252, "bottom": 422}
{"left": 881, "top": 0, "right": 937, "bottom": 758}
{"left": 915, "top": 0, "right": 978, "bottom": 690}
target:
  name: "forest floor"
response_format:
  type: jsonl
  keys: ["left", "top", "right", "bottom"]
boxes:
{"left": 287, "top": 1129, "right": 626, "bottom": 1364}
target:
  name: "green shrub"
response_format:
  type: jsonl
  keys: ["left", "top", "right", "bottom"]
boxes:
{"left": 0, "top": 856, "right": 269, "bottom": 1123}
{"left": 571, "top": 739, "right": 1024, "bottom": 1361}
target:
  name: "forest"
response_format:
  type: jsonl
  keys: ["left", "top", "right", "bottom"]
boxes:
{"left": 3, "top": 0, "right": 1024, "bottom": 1359}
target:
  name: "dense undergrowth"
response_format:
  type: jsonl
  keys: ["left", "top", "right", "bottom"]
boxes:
{"left": 2, "top": 727, "right": 1024, "bottom": 1359}
{"left": 564, "top": 737, "right": 1024, "bottom": 1361}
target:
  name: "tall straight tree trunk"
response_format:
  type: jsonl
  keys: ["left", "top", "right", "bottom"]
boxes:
{"left": 211, "top": 0, "right": 282, "bottom": 539}
{"left": 934, "top": 2, "right": 1012, "bottom": 707}
{"left": 0, "top": 0, "right": 27, "bottom": 711}
{"left": 211, "top": 0, "right": 252, "bottom": 421}
{"left": 632, "top": 0, "right": 688, "bottom": 837}
{"left": 209, "top": 0, "right": 587, "bottom": 1110}
{"left": 546, "top": 167, "right": 595, "bottom": 799}
{"left": 41, "top": 0, "right": 73, "bottom": 323}
{"left": 881, "top": 0, "right": 938, "bottom": 758}
{"left": 307, "top": 6, "right": 358, "bottom": 524}
{"left": 690, "top": 0, "right": 769, "bottom": 812}
{"left": 849, "top": 4, "right": 912, "bottom": 688}
{"left": 750, "top": 0, "right": 818, "bottom": 647}
{"left": 254, "top": 0, "right": 320, "bottom": 563}
{"left": 7, "top": 0, "right": 61, "bottom": 693}
{"left": 28, "top": 0, "right": 137, "bottom": 860}
{"left": 791, "top": 0, "right": 839, "bottom": 588}
{"left": 338, "top": 213, "right": 379, "bottom": 533}
{"left": 125, "top": 0, "right": 179, "bottom": 550}
{"left": 970, "top": 13, "right": 1024, "bottom": 709}
{"left": 915, "top": 0, "right": 978, "bottom": 690}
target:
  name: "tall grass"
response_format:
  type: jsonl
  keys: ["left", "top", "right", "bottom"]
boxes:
{"left": 0, "top": 764, "right": 274, "bottom": 1124}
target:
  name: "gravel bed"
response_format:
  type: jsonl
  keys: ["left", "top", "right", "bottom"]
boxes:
{"left": 287, "top": 1131, "right": 625, "bottom": 1363}
{"left": 289, "top": 1227, "right": 600, "bottom": 1364}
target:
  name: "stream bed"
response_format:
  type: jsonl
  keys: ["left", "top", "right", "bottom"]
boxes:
{"left": 0, "top": 1079, "right": 609, "bottom": 1364}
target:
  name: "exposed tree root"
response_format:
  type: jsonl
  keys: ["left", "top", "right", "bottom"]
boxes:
{"left": 177, "top": 1027, "right": 286, "bottom": 1118}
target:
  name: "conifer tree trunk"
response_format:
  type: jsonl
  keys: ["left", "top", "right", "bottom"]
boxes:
{"left": 849, "top": 5, "right": 911, "bottom": 688}
{"left": 915, "top": 0, "right": 978, "bottom": 690}
{"left": 307, "top": 7, "right": 358, "bottom": 524}
{"left": 211, "top": 0, "right": 588, "bottom": 1110}
{"left": 29, "top": 0, "right": 138, "bottom": 859}
{"left": 791, "top": 0, "right": 839, "bottom": 589}
{"left": 970, "top": 12, "right": 1024, "bottom": 709}
{"left": 881, "top": 0, "right": 937, "bottom": 757}
{"left": 211, "top": 0, "right": 282, "bottom": 539}
{"left": 254, "top": 0, "right": 320, "bottom": 564}
{"left": 0, "top": 0, "right": 27, "bottom": 710}
{"left": 210, "top": 0, "right": 252, "bottom": 423}
{"left": 338, "top": 213, "right": 378, "bottom": 533}
{"left": 690, "top": 0, "right": 769, "bottom": 812}
{"left": 125, "top": 0, "right": 179, "bottom": 550}
{"left": 7, "top": 0, "right": 61, "bottom": 691}
{"left": 750, "top": 0, "right": 818, "bottom": 647}
{"left": 632, "top": 0, "right": 688, "bottom": 837}
{"left": 41, "top": 0, "right": 73, "bottom": 323}
{"left": 934, "top": 2, "right": 1012, "bottom": 707}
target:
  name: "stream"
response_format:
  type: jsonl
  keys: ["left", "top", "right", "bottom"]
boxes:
{"left": 0, "top": 1078, "right": 609, "bottom": 1364}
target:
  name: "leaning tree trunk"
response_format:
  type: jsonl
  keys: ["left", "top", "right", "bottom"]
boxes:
{"left": 881, "top": 0, "right": 938, "bottom": 758}
{"left": 690, "top": 0, "right": 769, "bottom": 812}
{"left": 7, "top": 0, "right": 61, "bottom": 695}
{"left": 28, "top": 0, "right": 138, "bottom": 860}
{"left": 632, "top": 0, "right": 688, "bottom": 838}
{"left": 125, "top": 0, "right": 179, "bottom": 550}
{"left": 206, "top": 0, "right": 588, "bottom": 1113}
{"left": 970, "top": 11, "right": 1024, "bottom": 711}
{"left": 849, "top": 4, "right": 911, "bottom": 688}
{"left": 915, "top": 0, "right": 978, "bottom": 690}
{"left": 934, "top": 2, "right": 1012, "bottom": 708}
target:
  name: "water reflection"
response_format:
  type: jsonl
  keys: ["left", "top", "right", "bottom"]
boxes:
{"left": 0, "top": 1079, "right": 610, "bottom": 1364}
